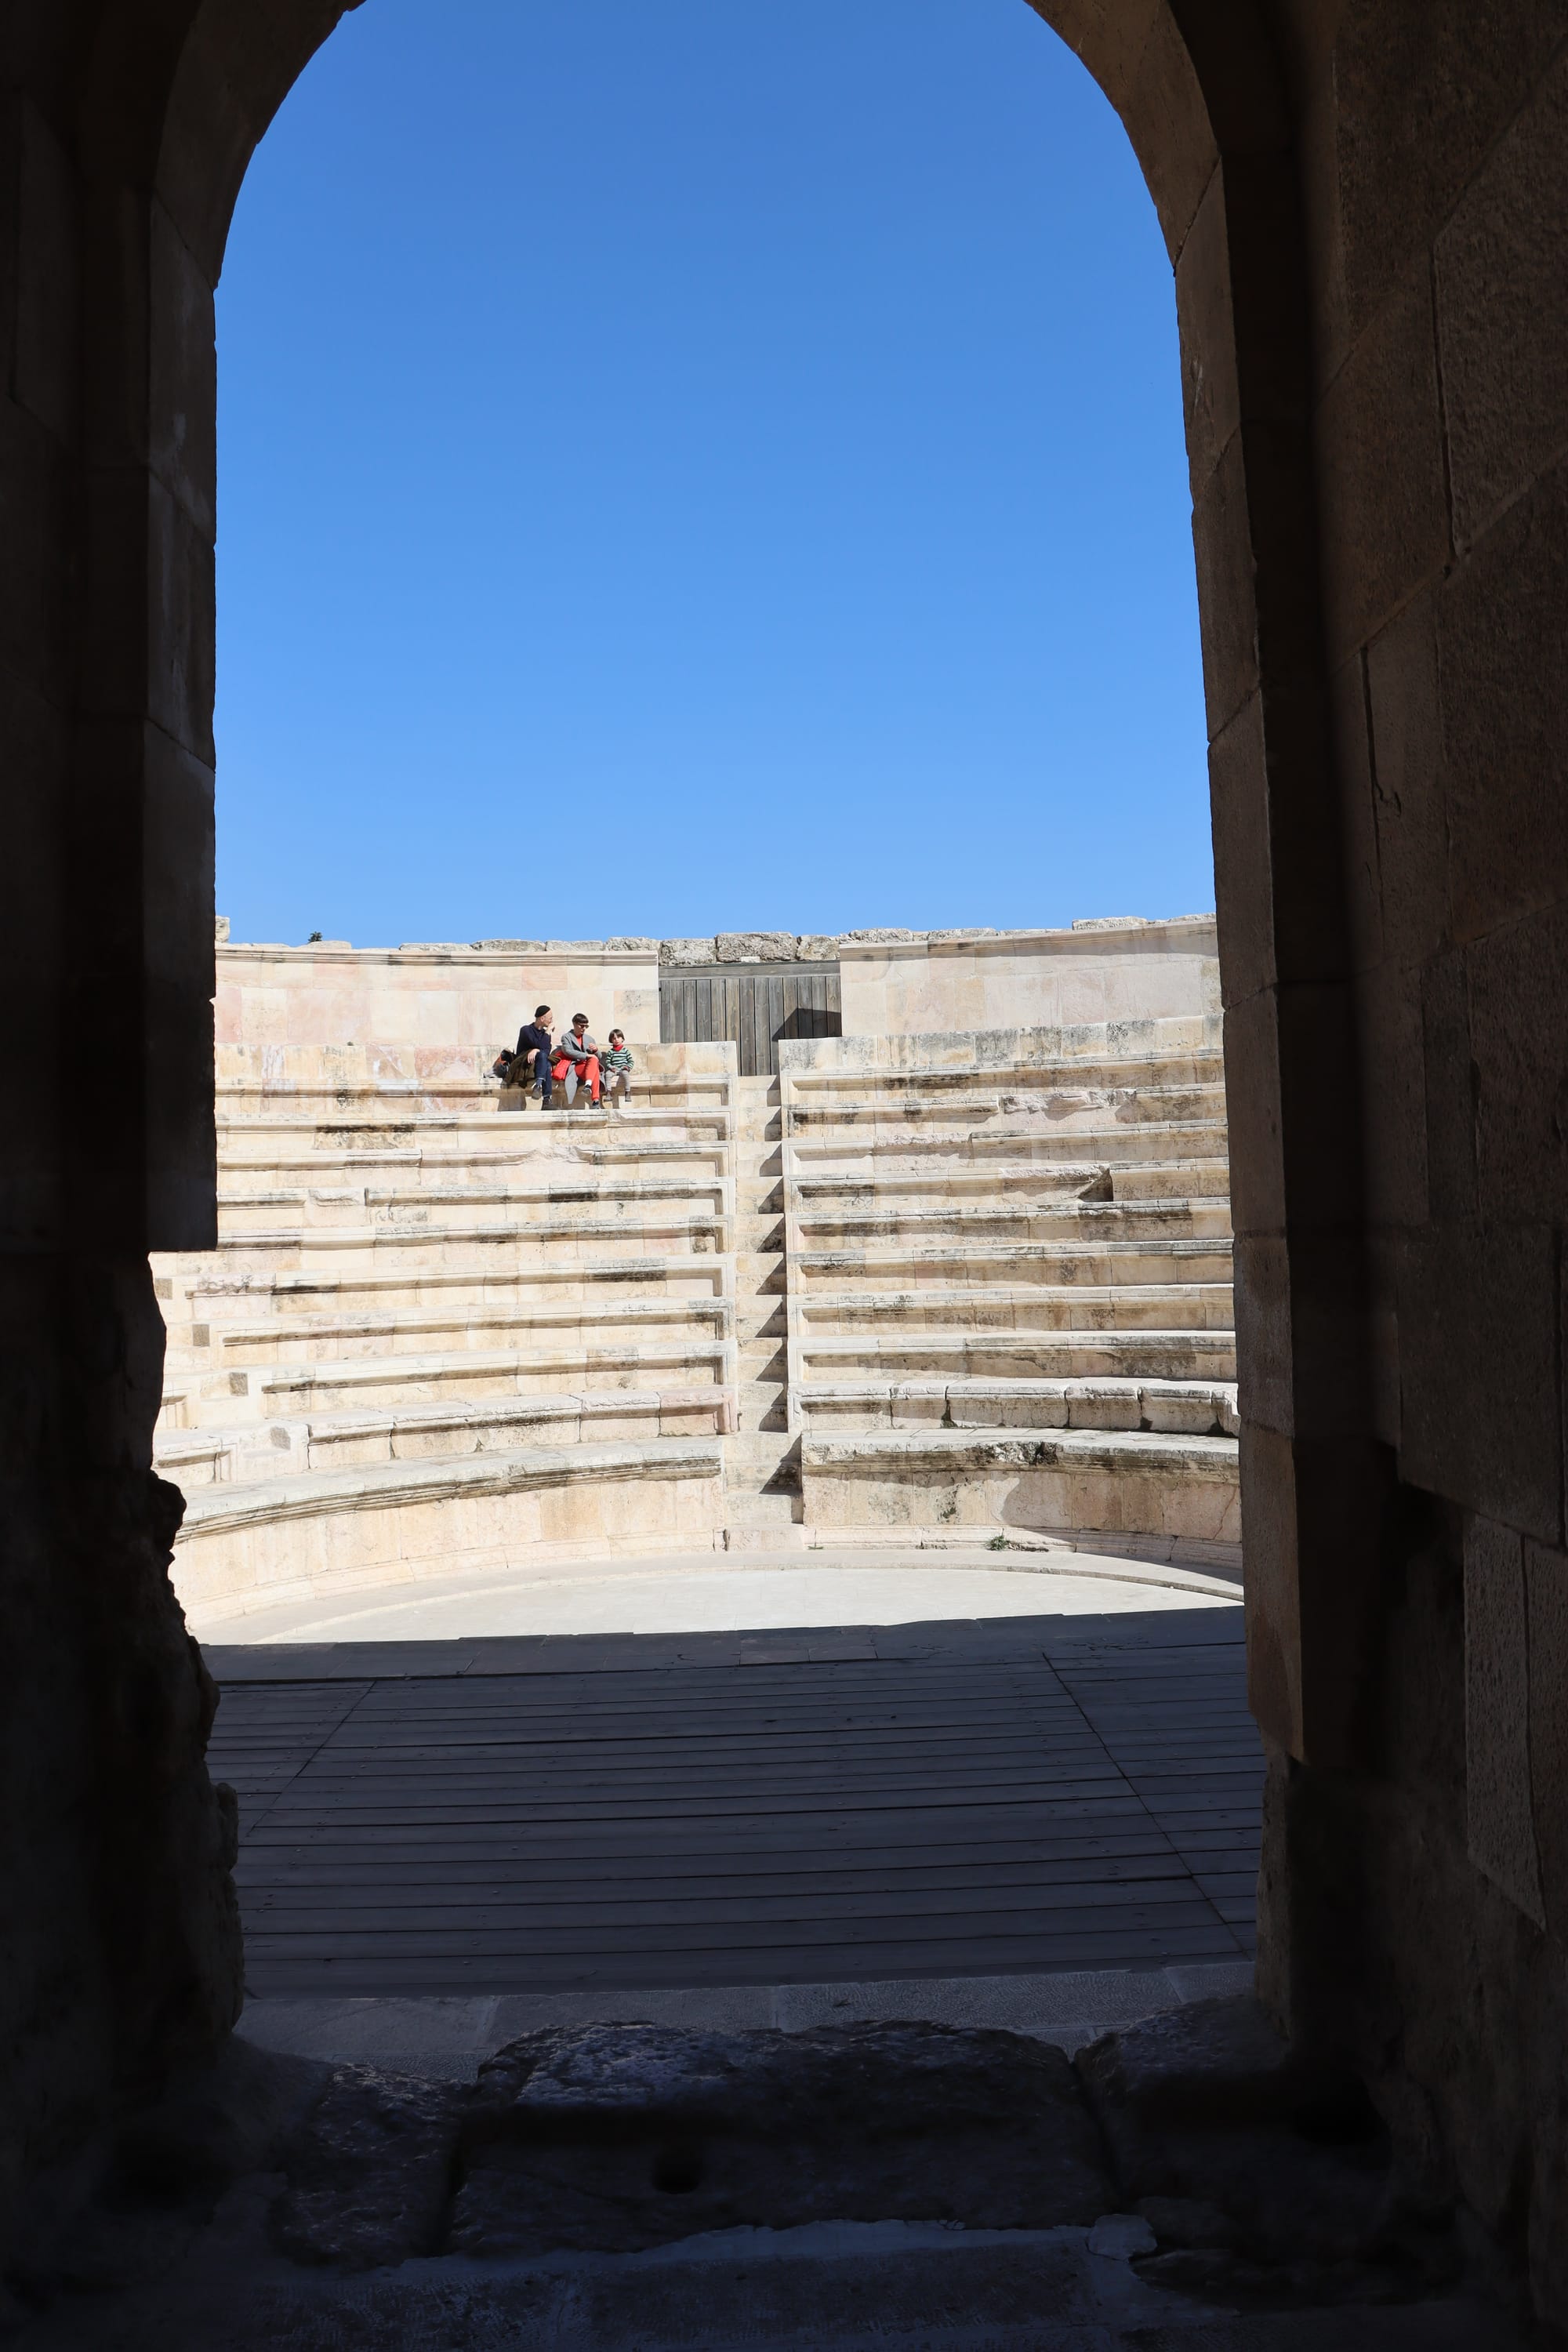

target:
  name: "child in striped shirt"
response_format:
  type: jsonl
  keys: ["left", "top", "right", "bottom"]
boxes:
{"left": 601, "top": 1030, "right": 634, "bottom": 1110}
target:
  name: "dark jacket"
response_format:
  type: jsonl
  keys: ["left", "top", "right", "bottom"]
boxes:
{"left": 514, "top": 1022, "right": 554, "bottom": 1062}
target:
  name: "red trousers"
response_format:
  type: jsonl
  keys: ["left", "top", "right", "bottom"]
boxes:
{"left": 552, "top": 1053, "right": 601, "bottom": 1102}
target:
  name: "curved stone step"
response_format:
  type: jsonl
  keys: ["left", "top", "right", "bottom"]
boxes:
{"left": 786, "top": 1121, "right": 1229, "bottom": 1171}
{"left": 169, "top": 1291, "right": 736, "bottom": 1367}
{"left": 801, "top": 1426, "right": 1240, "bottom": 1548}
{"left": 158, "top": 1385, "right": 735, "bottom": 1486}
{"left": 172, "top": 1436, "right": 728, "bottom": 1621}
{"left": 793, "top": 1197, "right": 1234, "bottom": 1243}
{"left": 791, "top": 1239, "right": 1234, "bottom": 1290}
{"left": 166, "top": 1340, "right": 736, "bottom": 1426}
{"left": 792, "top": 1283, "right": 1235, "bottom": 1335}
{"left": 796, "top": 1376, "right": 1239, "bottom": 1438}
{"left": 792, "top": 1160, "right": 1232, "bottom": 1202}
{"left": 797, "top": 1330, "right": 1237, "bottom": 1381}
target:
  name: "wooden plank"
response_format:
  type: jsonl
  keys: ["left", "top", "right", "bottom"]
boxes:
{"left": 240, "top": 1919, "right": 1244, "bottom": 1982}
{"left": 242, "top": 1868, "right": 1210, "bottom": 1934}
{"left": 218, "top": 1615, "right": 1259, "bottom": 1993}
{"left": 238, "top": 1857, "right": 1192, "bottom": 1909}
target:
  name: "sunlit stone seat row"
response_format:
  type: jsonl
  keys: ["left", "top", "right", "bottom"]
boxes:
{"left": 780, "top": 1019, "right": 1239, "bottom": 1559}
{"left": 154, "top": 1040, "right": 739, "bottom": 1619}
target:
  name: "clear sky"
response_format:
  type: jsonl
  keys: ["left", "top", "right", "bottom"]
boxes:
{"left": 216, "top": 0, "right": 1212, "bottom": 948}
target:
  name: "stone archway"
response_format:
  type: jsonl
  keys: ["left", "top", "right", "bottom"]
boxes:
{"left": 5, "top": 0, "right": 1567, "bottom": 2319}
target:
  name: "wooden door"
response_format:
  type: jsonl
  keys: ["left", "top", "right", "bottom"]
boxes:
{"left": 659, "top": 962, "right": 842, "bottom": 1076}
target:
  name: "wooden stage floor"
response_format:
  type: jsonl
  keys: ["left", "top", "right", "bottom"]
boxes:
{"left": 205, "top": 1606, "right": 1261, "bottom": 1998}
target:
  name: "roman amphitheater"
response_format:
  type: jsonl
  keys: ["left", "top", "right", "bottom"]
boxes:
{"left": 154, "top": 914, "right": 1241, "bottom": 1637}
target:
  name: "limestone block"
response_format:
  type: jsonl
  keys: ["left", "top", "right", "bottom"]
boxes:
{"left": 451, "top": 2021, "right": 1112, "bottom": 2252}
{"left": 1439, "top": 462, "right": 1568, "bottom": 939}
{"left": 1065, "top": 1380, "right": 1143, "bottom": 1430}
{"left": 795, "top": 935, "right": 845, "bottom": 960}
{"left": 1140, "top": 1383, "right": 1232, "bottom": 1436}
{"left": 1526, "top": 1539, "right": 1568, "bottom": 1941}
{"left": 659, "top": 938, "right": 717, "bottom": 966}
{"left": 1400, "top": 1218, "right": 1562, "bottom": 1542}
{"left": 715, "top": 932, "right": 797, "bottom": 962}
{"left": 986, "top": 1388, "right": 1073, "bottom": 1430}
{"left": 1464, "top": 1514, "right": 1545, "bottom": 1924}
{"left": 1076, "top": 1996, "right": 1388, "bottom": 2263}
{"left": 890, "top": 1384, "right": 947, "bottom": 1428}
{"left": 1436, "top": 42, "right": 1568, "bottom": 545}
{"left": 273, "top": 2067, "right": 462, "bottom": 2270}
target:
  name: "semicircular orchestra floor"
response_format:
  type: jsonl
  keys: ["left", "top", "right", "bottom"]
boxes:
{"left": 203, "top": 1545, "right": 1260, "bottom": 2020}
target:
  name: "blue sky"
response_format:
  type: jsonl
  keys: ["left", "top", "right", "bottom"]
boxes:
{"left": 216, "top": 0, "right": 1211, "bottom": 947}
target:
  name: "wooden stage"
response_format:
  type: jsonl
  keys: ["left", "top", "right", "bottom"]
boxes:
{"left": 205, "top": 1606, "right": 1261, "bottom": 1998}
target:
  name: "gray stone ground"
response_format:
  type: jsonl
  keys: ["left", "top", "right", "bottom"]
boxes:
{"left": 5, "top": 2001, "right": 1535, "bottom": 2350}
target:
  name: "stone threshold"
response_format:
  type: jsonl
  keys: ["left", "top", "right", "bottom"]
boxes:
{"left": 234, "top": 1958, "right": 1255, "bottom": 2082}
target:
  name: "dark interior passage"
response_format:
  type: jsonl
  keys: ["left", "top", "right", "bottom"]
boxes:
{"left": 206, "top": 1608, "right": 1259, "bottom": 1996}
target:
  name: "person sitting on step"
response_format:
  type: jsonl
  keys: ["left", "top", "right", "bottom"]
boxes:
{"left": 513, "top": 1004, "right": 556, "bottom": 1106}
{"left": 551, "top": 1012, "right": 604, "bottom": 1107}
{"left": 601, "top": 1029, "right": 634, "bottom": 1110}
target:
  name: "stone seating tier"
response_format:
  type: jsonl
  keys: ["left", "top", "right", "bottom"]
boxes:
{"left": 790, "top": 1158, "right": 1232, "bottom": 1203}
{"left": 793, "top": 1194, "right": 1232, "bottom": 1242}
{"left": 778, "top": 1020, "right": 1237, "bottom": 1549}
{"left": 172, "top": 1438, "right": 727, "bottom": 1619}
{"left": 157, "top": 1385, "right": 731, "bottom": 1487}
{"left": 800, "top": 1428, "right": 1240, "bottom": 1547}
{"left": 161, "top": 1341, "right": 735, "bottom": 1430}
{"left": 155, "top": 1044, "right": 741, "bottom": 1618}
{"left": 795, "top": 1330, "right": 1236, "bottom": 1381}
{"left": 154, "top": 1022, "right": 1240, "bottom": 1614}
{"left": 798, "top": 1375, "right": 1238, "bottom": 1436}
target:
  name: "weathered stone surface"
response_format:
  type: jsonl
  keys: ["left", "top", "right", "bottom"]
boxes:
{"left": 1076, "top": 1999, "right": 1391, "bottom": 2265}
{"left": 270, "top": 2063, "right": 463, "bottom": 2270}
{"left": 1463, "top": 1515, "right": 1544, "bottom": 1922}
{"left": 794, "top": 932, "right": 844, "bottom": 960}
{"left": 714, "top": 931, "right": 796, "bottom": 962}
{"left": 659, "top": 937, "right": 717, "bottom": 965}
{"left": 448, "top": 2021, "right": 1112, "bottom": 2255}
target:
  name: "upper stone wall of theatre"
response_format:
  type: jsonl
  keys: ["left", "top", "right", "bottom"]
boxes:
{"left": 212, "top": 915, "right": 1218, "bottom": 1055}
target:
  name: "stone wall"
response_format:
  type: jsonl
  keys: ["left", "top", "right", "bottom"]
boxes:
{"left": 210, "top": 919, "right": 1218, "bottom": 1059}
{"left": 836, "top": 918, "right": 1220, "bottom": 1037}
{"left": 215, "top": 938, "right": 661, "bottom": 1062}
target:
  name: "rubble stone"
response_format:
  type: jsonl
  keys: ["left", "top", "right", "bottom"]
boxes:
{"left": 1076, "top": 1998, "right": 1391, "bottom": 2265}
{"left": 448, "top": 2020, "right": 1113, "bottom": 2255}
{"left": 270, "top": 2063, "right": 463, "bottom": 2270}
{"left": 715, "top": 931, "right": 798, "bottom": 962}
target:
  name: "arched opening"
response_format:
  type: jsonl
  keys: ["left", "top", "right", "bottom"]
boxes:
{"left": 157, "top": 0, "right": 1255, "bottom": 2038}
{"left": 9, "top": 0, "right": 1566, "bottom": 2328}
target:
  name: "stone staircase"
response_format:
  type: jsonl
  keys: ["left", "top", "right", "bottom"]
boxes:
{"left": 779, "top": 1019, "right": 1240, "bottom": 1562}
{"left": 724, "top": 1073, "right": 805, "bottom": 1548}
{"left": 152, "top": 1043, "right": 740, "bottom": 1621}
